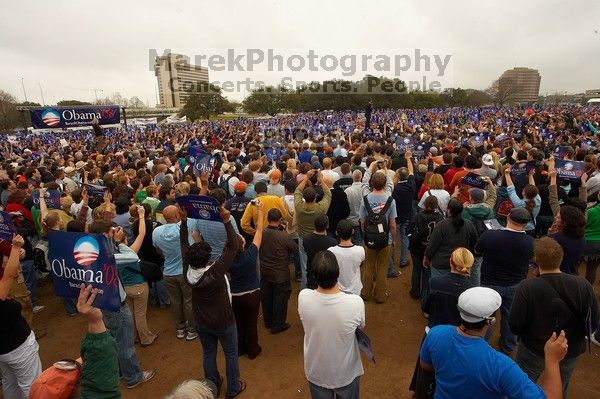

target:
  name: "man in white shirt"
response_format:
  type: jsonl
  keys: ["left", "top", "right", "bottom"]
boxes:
{"left": 321, "top": 157, "right": 340, "bottom": 183}
{"left": 298, "top": 250, "right": 365, "bottom": 398}
{"left": 328, "top": 220, "right": 365, "bottom": 295}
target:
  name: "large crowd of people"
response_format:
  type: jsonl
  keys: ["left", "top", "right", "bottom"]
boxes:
{"left": 0, "top": 103, "right": 599, "bottom": 398}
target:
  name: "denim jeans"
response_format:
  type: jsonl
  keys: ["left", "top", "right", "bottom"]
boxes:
{"left": 149, "top": 279, "right": 171, "bottom": 307}
{"left": 470, "top": 257, "right": 482, "bottom": 287}
{"left": 102, "top": 303, "right": 144, "bottom": 386}
{"left": 20, "top": 260, "right": 38, "bottom": 306}
{"left": 196, "top": 323, "right": 241, "bottom": 397}
{"left": 298, "top": 237, "right": 308, "bottom": 289}
{"left": 515, "top": 343, "right": 579, "bottom": 398}
{"left": 483, "top": 284, "right": 518, "bottom": 352}
{"left": 396, "top": 221, "right": 410, "bottom": 266}
{"left": 308, "top": 376, "right": 360, "bottom": 399}
{"left": 351, "top": 226, "right": 362, "bottom": 246}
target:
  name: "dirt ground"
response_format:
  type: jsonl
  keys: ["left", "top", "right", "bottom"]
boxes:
{"left": 10, "top": 264, "right": 600, "bottom": 399}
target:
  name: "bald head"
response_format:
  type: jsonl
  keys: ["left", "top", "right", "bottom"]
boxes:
{"left": 163, "top": 205, "right": 180, "bottom": 223}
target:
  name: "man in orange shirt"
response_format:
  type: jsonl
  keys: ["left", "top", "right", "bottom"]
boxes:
{"left": 449, "top": 155, "right": 480, "bottom": 204}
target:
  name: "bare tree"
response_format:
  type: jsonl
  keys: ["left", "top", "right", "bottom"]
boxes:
{"left": 486, "top": 78, "right": 522, "bottom": 106}
{"left": 0, "top": 89, "right": 21, "bottom": 130}
{"left": 128, "top": 96, "right": 144, "bottom": 108}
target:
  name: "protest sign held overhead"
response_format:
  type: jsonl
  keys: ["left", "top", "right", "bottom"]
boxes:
{"left": 48, "top": 231, "right": 120, "bottom": 312}
{"left": 555, "top": 159, "right": 585, "bottom": 182}
{"left": 461, "top": 172, "right": 487, "bottom": 189}
{"left": 32, "top": 189, "right": 61, "bottom": 210}
{"left": 176, "top": 195, "right": 222, "bottom": 221}
{"left": 0, "top": 211, "right": 16, "bottom": 242}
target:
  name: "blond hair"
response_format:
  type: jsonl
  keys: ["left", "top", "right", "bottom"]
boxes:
{"left": 450, "top": 247, "right": 474, "bottom": 275}
{"left": 175, "top": 182, "right": 190, "bottom": 196}
{"left": 428, "top": 174, "right": 445, "bottom": 190}
{"left": 165, "top": 380, "right": 214, "bottom": 399}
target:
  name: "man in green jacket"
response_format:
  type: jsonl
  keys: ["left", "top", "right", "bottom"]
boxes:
{"left": 294, "top": 169, "right": 332, "bottom": 289}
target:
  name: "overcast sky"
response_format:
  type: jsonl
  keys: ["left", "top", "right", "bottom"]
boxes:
{"left": 1, "top": 0, "right": 598, "bottom": 106}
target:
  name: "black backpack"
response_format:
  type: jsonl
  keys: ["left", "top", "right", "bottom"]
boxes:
{"left": 362, "top": 196, "right": 393, "bottom": 250}
{"left": 472, "top": 218, "right": 488, "bottom": 238}
{"left": 219, "top": 175, "right": 234, "bottom": 199}
{"left": 126, "top": 260, "right": 163, "bottom": 283}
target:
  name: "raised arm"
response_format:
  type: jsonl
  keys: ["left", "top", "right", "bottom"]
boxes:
{"left": 240, "top": 204, "right": 257, "bottom": 237}
{"left": 214, "top": 207, "right": 239, "bottom": 273}
{"left": 504, "top": 166, "right": 514, "bottom": 188}
{"left": 579, "top": 172, "right": 588, "bottom": 203}
{"left": 77, "top": 188, "right": 91, "bottom": 225}
{"left": 252, "top": 200, "right": 265, "bottom": 249}
{"left": 318, "top": 171, "right": 332, "bottom": 207}
{"left": 406, "top": 150, "right": 414, "bottom": 176}
{"left": 481, "top": 176, "right": 497, "bottom": 209}
{"left": 540, "top": 331, "right": 568, "bottom": 399}
{"left": 179, "top": 208, "right": 192, "bottom": 278}
{"left": 77, "top": 284, "right": 120, "bottom": 399}
{"left": 39, "top": 187, "right": 49, "bottom": 222}
{"left": 0, "top": 235, "right": 24, "bottom": 300}
{"left": 128, "top": 206, "right": 146, "bottom": 253}
{"left": 548, "top": 168, "right": 560, "bottom": 217}
{"left": 528, "top": 168, "right": 536, "bottom": 186}
{"left": 197, "top": 172, "right": 209, "bottom": 196}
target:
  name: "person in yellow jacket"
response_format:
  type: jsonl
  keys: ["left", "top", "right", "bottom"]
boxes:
{"left": 241, "top": 181, "right": 291, "bottom": 237}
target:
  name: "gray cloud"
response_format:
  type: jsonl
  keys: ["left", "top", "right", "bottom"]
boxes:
{"left": 1, "top": 0, "right": 598, "bottom": 105}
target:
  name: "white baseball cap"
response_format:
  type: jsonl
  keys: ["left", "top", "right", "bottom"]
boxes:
{"left": 457, "top": 287, "right": 501, "bottom": 323}
{"left": 482, "top": 153, "right": 494, "bottom": 166}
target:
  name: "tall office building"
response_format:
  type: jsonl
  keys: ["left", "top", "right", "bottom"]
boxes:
{"left": 498, "top": 67, "right": 541, "bottom": 104}
{"left": 154, "top": 53, "right": 209, "bottom": 107}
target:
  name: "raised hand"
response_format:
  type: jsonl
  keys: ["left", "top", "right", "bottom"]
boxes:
{"left": 219, "top": 206, "right": 231, "bottom": 223}
{"left": 76, "top": 283, "right": 103, "bottom": 323}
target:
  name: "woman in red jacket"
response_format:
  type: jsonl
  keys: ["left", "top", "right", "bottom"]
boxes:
{"left": 5, "top": 189, "right": 33, "bottom": 223}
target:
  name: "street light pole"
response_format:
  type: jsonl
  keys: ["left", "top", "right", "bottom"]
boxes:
{"left": 21, "top": 77, "right": 28, "bottom": 102}
{"left": 38, "top": 83, "right": 46, "bottom": 106}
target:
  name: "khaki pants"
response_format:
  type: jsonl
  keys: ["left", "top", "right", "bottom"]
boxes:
{"left": 164, "top": 274, "right": 195, "bottom": 333}
{"left": 125, "top": 282, "right": 157, "bottom": 345}
{"left": 361, "top": 245, "right": 391, "bottom": 303}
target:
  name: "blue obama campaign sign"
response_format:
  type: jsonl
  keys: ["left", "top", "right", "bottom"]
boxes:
{"left": 461, "top": 172, "right": 487, "bottom": 189}
{"left": 48, "top": 231, "right": 120, "bottom": 311}
{"left": 29, "top": 106, "right": 120, "bottom": 129}
{"left": 555, "top": 159, "right": 585, "bottom": 182}
{"left": 0, "top": 211, "right": 16, "bottom": 242}
{"left": 176, "top": 195, "right": 222, "bottom": 221}
{"left": 32, "top": 189, "right": 62, "bottom": 209}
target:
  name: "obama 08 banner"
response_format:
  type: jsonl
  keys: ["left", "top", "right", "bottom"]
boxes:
{"left": 29, "top": 106, "right": 120, "bottom": 129}
{"left": 48, "top": 231, "right": 121, "bottom": 311}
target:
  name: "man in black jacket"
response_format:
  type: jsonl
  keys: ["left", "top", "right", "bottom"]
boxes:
{"left": 476, "top": 207, "right": 534, "bottom": 355}
{"left": 364, "top": 100, "right": 372, "bottom": 131}
{"left": 509, "top": 237, "right": 599, "bottom": 398}
{"left": 392, "top": 151, "right": 415, "bottom": 275}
